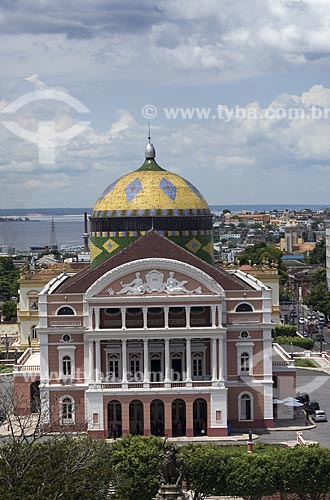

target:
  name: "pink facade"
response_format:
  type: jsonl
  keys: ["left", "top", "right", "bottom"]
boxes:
{"left": 14, "top": 232, "right": 296, "bottom": 436}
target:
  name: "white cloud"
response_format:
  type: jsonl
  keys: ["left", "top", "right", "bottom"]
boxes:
{"left": 0, "top": 0, "right": 330, "bottom": 83}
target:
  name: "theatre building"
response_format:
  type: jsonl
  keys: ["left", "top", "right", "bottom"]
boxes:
{"left": 14, "top": 139, "right": 295, "bottom": 437}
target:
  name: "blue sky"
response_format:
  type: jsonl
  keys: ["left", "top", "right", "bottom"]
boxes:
{"left": 1, "top": 0, "right": 330, "bottom": 208}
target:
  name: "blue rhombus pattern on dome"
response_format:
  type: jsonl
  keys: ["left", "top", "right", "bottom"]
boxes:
{"left": 97, "top": 179, "right": 118, "bottom": 203}
{"left": 159, "top": 177, "right": 177, "bottom": 201}
{"left": 125, "top": 177, "right": 143, "bottom": 202}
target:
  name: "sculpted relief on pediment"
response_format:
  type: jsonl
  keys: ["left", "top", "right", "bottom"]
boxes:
{"left": 107, "top": 270, "right": 202, "bottom": 296}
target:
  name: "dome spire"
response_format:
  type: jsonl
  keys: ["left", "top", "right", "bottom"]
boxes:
{"left": 145, "top": 122, "right": 156, "bottom": 159}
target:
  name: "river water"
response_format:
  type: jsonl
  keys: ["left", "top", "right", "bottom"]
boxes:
{"left": 0, "top": 216, "right": 86, "bottom": 253}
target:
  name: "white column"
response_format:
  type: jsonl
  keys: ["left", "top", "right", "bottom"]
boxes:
{"left": 186, "top": 338, "right": 192, "bottom": 383}
{"left": 164, "top": 306, "right": 169, "bottom": 329}
{"left": 143, "top": 307, "right": 148, "bottom": 329}
{"left": 185, "top": 306, "right": 190, "bottom": 328}
{"left": 95, "top": 339, "right": 101, "bottom": 384}
{"left": 121, "top": 307, "right": 126, "bottom": 329}
{"left": 211, "top": 337, "right": 217, "bottom": 382}
{"left": 218, "top": 337, "right": 225, "bottom": 384}
{"left": 88, "top": 308, "right": 93, "bottom": 329}
{"left": 164, "top": 338, "right": 171, "bottom": 383}
{"left": 95, "top": 308, "right": 100, "bottom": 330}
{"left": 143, "top": 339, "right": 149, "bottom": 383}
{"left": 217, "top": 305, "right": 222, "bottom": 327}
{"left": 88, "top": 340, "right": 94, "bottom": 384}
{"left": 211, "top": 305, "right": 217, "bottom": 327}
{"left": 122, "top": 339, "right": 128, "bottom": 384}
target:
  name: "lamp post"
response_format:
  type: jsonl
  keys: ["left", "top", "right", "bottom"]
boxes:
{"left": 247, "top": 429, "right": 253, "bottom": 453}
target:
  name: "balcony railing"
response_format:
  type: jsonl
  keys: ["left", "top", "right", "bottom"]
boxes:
{"left": 100, "top": 379, "right": 214, "bottom": 390}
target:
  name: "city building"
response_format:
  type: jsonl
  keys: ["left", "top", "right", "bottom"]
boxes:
{"left": 14, "top": 139, "right": 295, "bottom": 436}
{"left": 280, "top": 222, "right": 315, "bottom": 254}
{"left": 17, "top": 264, "right": 88, "bottom": 348}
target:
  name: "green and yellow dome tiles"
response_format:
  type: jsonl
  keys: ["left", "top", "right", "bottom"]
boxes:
{"left": 90, "top": 140, "right": 214, "bottom": 266}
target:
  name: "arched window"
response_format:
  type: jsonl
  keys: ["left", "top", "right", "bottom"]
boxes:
{"left": 61, "top": 396, "right": 74, "bottom": 424}
{"left": 235, "top": 303, "right": 253, "bottom": 312}
{"left": 129, "top": 353, "right": 142, "bottom": 381}
{"left": 62, "top": 356, "right": 72, "bottom": 376}
{"left": 57, "top": 306, "right": 75, "bottom": 316}
{"left": 192, "top": 353, "right": 203, "bottom": 378}
{"left": 108, "top": 353, "right": 120, "bottom": 381}
{"left": 31, "top": 325, "right": 38, "bottom": 340}
{"left": 239, "top": 393, "right": 253, "bottom": 421}
{"left": 240, "top": 352, "right": 250, "bottom": 372}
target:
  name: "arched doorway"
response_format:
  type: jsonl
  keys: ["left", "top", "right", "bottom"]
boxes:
{"left": 108, "top": 400, "right": 122, "bottom": 438}
{"left": 193, "top": 398, "right": 207, "bottom": 436}
{"left": 129, "top": 400, "right": 144, "bottom": 435}
{"left": 150, "top": 399, "right": 164, "bottom": 436}
{"left": 30, "top": 381, "right": 40, "bottom": 413}
{"left": 172, "top": 399, "right": 186, "bottom": 437}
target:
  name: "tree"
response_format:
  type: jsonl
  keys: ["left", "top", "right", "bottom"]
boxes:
{"left": 227, "top": 452, "right": 280, "bottom": 500}
{"left": 0, "top": 387, "right": 109, "bottom": 500}
{"left": 1, "top": 300, "right": 17, "bottom": 321}
{"left": 0, "top": 278, "right": 11, "bottom": 301}
{"left": 305, "top": 240, "right": 326, "bottom": 266}
{"left": 273, "top": 324, "right": 297, "bottom": 337}
{"left": 179, "top": 444, "right": 232, "bottom": 500}
{"left": 278, "top": 445, "right": 330, "bottom": 500}
{"left": 0, "top": 257, "right": 19, "bottom": 300}
{"left": 305, "top": 268, "right": 330, "bottom": 316}
{"left": 110, "top": 435, "right": 163, "bottom": 500}
{"left": 0, "top": 439, "right": 113, "bottom": 500}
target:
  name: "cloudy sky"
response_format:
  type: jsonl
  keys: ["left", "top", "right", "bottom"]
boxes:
{"left": 1, "top": 0, "right": 330, "bottom": 208}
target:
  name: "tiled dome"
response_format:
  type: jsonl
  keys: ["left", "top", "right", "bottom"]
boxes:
{"left": 90, "top": 141, "right": 213, "bottom": 267}
{"left": 93, "top": 158, "right": 209, "bottom": 217}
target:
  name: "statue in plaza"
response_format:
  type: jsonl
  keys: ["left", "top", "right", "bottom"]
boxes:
{"left": 156, "top": 442, "right": 188, "bottom": 500}
{"left": 160, "top": 444, "right": 183, "bottom": 486}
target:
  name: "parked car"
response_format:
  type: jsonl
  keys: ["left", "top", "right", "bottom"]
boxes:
{"left": 296, "top": 392, "right": 310, "bottom": 404}
{"left": 308, "top": 400, "right": 320, "bottom": 413}
{"left": 312, "top": 410, "right": 327, "bottom": 422}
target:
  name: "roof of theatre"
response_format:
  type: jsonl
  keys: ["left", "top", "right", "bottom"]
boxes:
{"left": 55, "top": 231, "right": 253, "bottom": 294}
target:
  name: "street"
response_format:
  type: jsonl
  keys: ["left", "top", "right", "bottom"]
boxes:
{"left": 258, "top": 368, "right": 330, "bottom": 446}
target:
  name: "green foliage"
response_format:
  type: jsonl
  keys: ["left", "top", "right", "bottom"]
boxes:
{"left": 273, "top": 324, "right": 297, "bottom": 337}
{"left": 238, "top": 241, "right": 286, "bottom": 277}
{"left": 278, "top": 445, "right": 330, "bottom": 499}
{"left": 179, "top": 444, "right": 233, "bottom": 499}
{"left": 110, "top": 435, "right": 163, "bottom": 500}
{"left": 0, "top": 258, "right": 19, "bottom": 301}
{"left": 2, "top": 438, "right": 330, "bottom": 499}
{"left": 305, "top": 240, "right": 326, "bottom": 265}
{"left": 304, "top": 268, "right": 330, "bottom": 316}
{"left": 275, "top": 336, "right": 314, "bottom": 350}
{"left": 1, "top": 301, "right": 17, "bottom": 321}
{"left": 295, "top": 359, "right": 319, "bottom": 368}
{"left": 228, "top": 452, "right": 280, "bottom": 500}
{"left": 0, "top": 438, "right": 113, "bottom": 500}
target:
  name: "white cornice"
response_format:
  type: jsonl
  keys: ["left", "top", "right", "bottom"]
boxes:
{"left": 87, "top": 295, "right": 220, "bottom": 304}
